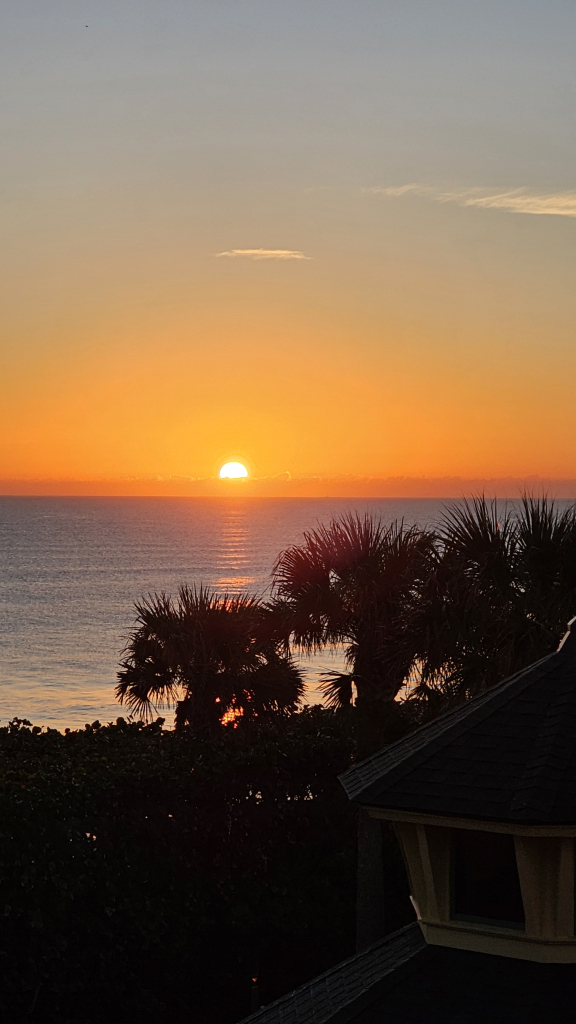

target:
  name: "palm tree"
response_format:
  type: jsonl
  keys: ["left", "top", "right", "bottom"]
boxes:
{"left": 408, "top": 495, "right": 576, "bottom": 711}
{"left": 273, "top": 513, "right": 437, "bottom": 951}
{"left": 516, "top": 494, "right": 576, "bottom": 640}
{"left": 272, "top": 513, "right": 437, "bottom": 713}
{"left": 116, "top": 586, "right": 304, "bottom": 733}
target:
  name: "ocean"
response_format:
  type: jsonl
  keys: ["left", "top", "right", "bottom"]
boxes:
{"left": 0, "top": 496, "right": 450, "bottom": 729}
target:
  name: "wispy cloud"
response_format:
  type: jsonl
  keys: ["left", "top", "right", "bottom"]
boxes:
{"left": 370, "top": 184, "right": 434, "bottom": 199}
{"left": 368, "top": 184, "right": 576, "bottom": 218}
{"left": 216, "top": 248, "right": 311, "bottom": 260}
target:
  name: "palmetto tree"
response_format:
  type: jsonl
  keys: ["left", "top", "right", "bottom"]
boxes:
{"left": 272, "top": 514, "right": 437, "bottom": 711}
{"left": 116, "top": 586, "right": 303, "bottom": 733}
{"left": 409, "top": 495, "right": 576, "bottom": 709}
{"left": 273, "top": 513, "right": 437, "bottom": 951}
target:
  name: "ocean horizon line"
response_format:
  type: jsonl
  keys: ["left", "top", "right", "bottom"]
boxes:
{"left": 2, "top": 476, "right": 576, "bottom": 499}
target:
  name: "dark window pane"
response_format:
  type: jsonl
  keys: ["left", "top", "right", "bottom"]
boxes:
{"left": 452, "top": 830, "right": 525, "bottom": 929}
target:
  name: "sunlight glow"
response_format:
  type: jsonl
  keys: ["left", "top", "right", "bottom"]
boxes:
{"left": 219, "top": 461, "right": 249, "bottom": 479}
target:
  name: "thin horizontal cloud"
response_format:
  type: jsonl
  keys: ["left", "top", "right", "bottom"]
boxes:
{"left": 368, "top": 184, "right": 576, "bottom": 217}
{"left": 370, "top": 184, "right": 434, "bottom": 198}
{"left": 216, "top": 248, "right": 311, "bottom": 260}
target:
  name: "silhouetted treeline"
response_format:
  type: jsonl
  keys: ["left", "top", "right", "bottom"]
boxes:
{"left": 118, "top": 497, "right": 576, "bottom": 738}
{"left": 273, "top": 496, "right": 576, "bottom": 718}
{"left": 0, "top": 709, "right": 413, "bottom": 1024}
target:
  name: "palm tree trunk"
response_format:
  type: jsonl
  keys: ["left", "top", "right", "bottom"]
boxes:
{"left": 355, "top": 808, "right": 385, "bottom": 951}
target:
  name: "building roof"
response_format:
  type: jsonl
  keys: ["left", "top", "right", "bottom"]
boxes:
{"left": 352, "top": 941, "right": 576, "bottom": 1024}
{"left": 237, "top": 924, "right": 427, "bottom": 1024}
{"left": 239, "top": 923, "right": 576, "bottom": 1024}
{"left": 339, "top": 620, "right": 576, "bottom": 826}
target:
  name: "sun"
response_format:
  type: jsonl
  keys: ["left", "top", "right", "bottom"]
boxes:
{"left": 219, "top": 461, "right": 249, "bottom": 479}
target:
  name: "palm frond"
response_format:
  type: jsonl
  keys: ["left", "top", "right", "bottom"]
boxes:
{"left": 320, "top": 672, "right": 355, "bottom": 709}
{"left": 271, "top": 513, "right": 438, "bottom": 706}
{"left": 117, "top": 584, "right": 304, "bottom": 731}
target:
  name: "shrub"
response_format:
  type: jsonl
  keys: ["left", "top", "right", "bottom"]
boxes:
{"left": 0, "top": 709, "right": 370, "bottom": 1023}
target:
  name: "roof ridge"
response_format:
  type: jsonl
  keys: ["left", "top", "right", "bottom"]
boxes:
{"left": 339, "top": 650, "right": 559, "bottom": 802}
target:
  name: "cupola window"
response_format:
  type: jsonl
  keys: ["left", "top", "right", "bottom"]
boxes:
{"left": 451, "top": 829, "right": 525, "bottom": 930}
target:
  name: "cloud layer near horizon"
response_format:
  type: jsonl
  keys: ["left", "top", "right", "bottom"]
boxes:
{"left": 369, "top": 185, "right": 576, "bottom": 217}
{"left": 216, "top": 248, "right": 311, "bottom": 260}
{"left": 4, "top": 476, "right": 576, "bottom": 499}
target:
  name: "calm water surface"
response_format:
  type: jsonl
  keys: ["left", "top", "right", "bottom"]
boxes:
{"left": 0, "top": 497, "right": 448, "bottom": 728}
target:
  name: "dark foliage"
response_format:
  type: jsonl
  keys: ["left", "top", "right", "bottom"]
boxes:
{"left": 271, "top": 500, "right": 576, "bottom": 721}
{"left": 117, "top": 586, "right": 303, "bottom": 733}
{"left": 272, "top": 515, "right": 437, "bottom": 711}
{"left": 408, "top": 496, "right": 576, "bottom": 710}
{"left": 0, "top": 709, "right": 414, "bottom": 1024}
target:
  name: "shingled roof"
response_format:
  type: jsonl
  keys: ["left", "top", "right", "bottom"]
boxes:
{"left": 238, "top": 921, "right": 576, "bottom": 1024}
{"left": 339, "top": 619, "right": 576, "bottom": 826}
{"left": 237, "top": 924, "right": 427, "bottom": 1024}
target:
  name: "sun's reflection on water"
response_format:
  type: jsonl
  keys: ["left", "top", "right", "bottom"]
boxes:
{"left": 213, "top": 504, "right": 254, "bottom": 594}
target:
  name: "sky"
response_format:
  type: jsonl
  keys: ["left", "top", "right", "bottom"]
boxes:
{"left": 2, "top": 0, "right": 576, "bottom": 492}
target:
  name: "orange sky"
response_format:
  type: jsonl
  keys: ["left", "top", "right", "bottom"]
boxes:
{"left": 2, "top": 1, "right": 576, "bottom": 493}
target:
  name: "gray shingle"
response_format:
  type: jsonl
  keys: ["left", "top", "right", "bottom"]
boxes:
{"left": 339, "top": 625, "right": 576, "bottom": 825}
{"left": 237, "top": 924, "right": 426, "bottom": 1024}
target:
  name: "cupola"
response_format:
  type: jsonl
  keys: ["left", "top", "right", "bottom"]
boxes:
{"left": 340, "top": 618, "right": 576, "bottom": 963}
